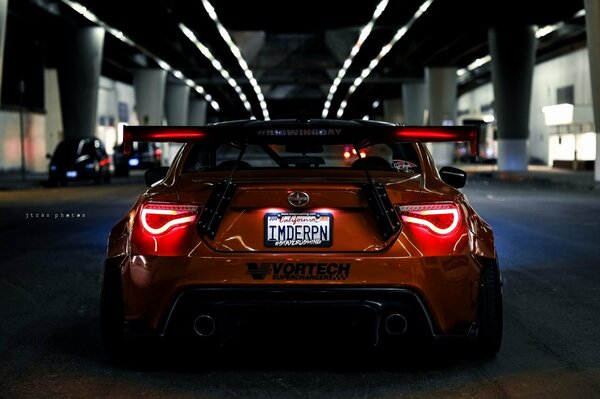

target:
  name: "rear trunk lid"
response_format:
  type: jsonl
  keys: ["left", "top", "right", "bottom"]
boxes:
{"left": 177, "top": 169, "right": 421, "bottom": 252}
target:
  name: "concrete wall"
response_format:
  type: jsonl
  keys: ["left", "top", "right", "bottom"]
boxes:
{"left": 0, "top": 73, "right": 135, "bottom": 172}
{"left": 97, "top": 76, "right": 136, "bottom": 155}
{"left": 458, "top": 47, "right": 594, "bottom": 165}
{"left": 0, "top": 111, "right": 46, "bottom": 172}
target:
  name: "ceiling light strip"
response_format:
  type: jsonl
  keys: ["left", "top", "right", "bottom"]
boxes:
{"left": 179, "top": 23, "right": 252, "bottom": 115}
{"left": 335, "top": 0, "right": 434, "bottom": 118}
{"left": 61, "top": 0, "right": 220, "bottom": 112}
{"left": 200, "top": 0, "right": 269, "bottom": 120}
{"left": 322, "top": 0, "right": 390, "bottom": 118}
{"left": 456, "top": 8, "right": 585, "bottom": 83}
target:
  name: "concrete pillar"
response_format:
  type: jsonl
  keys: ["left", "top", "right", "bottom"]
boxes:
{"left": 584, "top": 0, "right": 600, "bottom": 183}
{"left": 58, "top": 27, "right": 105, "bottom": 139}
{"left": 166, "top": 83, "right": 190, "bottom": 125}
{"left": 383, "top": 98, "right": 403, "bottom": 124}
{"left": 489, "top": 25, "right": 536, "bottom": 172}
{"left": 188, "top": 98, "right": 207, "bottom": 125}
{"left": 0, "top": 0, "right": 7, "bottom": 96}
{"left": 426, "top": 67, "right": 457, "bottom": 166}
{"left": 44, "top": 69, "right": 63, "bottom": 156}
{"left": 133, "top": 69, "right": 167, "bottom": 125}
{"left": 402, "top": 82, "right": 426, "bottom": 125}
{"left": 163, "top": 82, "right": 190, "bottom": 165}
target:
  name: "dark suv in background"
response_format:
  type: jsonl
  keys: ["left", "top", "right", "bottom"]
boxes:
{"left": 48, "top": 137, "right": 111, "bottom": 186}
{"left": 113, "top": 142, "right": 162, "bottom": 177}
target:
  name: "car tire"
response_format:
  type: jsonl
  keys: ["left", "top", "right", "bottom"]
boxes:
{"left": 103, "top": 170, "right": 111, "bottom": 184}
{"left": 100, "top": 259, "right": 128, "bottom": 365}
{"left": 470, "top": 260, "right": 503, "bottom": 359}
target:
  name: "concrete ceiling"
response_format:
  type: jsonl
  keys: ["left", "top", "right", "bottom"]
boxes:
{"left": 7, "top": 0, "right": 588, "bottom": 121}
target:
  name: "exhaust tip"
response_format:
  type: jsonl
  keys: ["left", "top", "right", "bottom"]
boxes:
{"left": 193, "top": 315, "right": 216, "bottom": 337}
{"left": 384, "top": 313, "right": 407, "bottom": 336}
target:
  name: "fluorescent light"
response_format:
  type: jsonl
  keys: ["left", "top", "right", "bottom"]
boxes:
{"left": 198, "top": 1, "right": 270, "bottom": 120}
{"left": 333, "top": 0, "right": 434, "bottom": 118}
{"left": 542, "top": 103, "right": 574, "bottom": 126}
{"left": 467, "top": 55, "right": 491, "bottom": 71}
{"left": 179, "top": 23, "right": 255, "bottom": 118}
{"left": 322, "top": 0, "right": 390, "bottom": 118}
{"left": 60, "top": 0, "right": 220, "bottom": 113}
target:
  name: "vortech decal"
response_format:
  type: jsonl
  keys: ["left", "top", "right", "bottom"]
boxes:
{"left": 246, "top": 262, "right": 351, "bottom": 281}
{"left": 256, "top": 129, "right": 342, "bottom": 136}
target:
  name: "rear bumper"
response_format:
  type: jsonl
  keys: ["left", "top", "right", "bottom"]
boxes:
{"left": 125, "top": 286, "right": 476, "bottom": 346}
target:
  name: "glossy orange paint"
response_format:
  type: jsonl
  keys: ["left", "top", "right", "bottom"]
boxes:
{"left": 106, "top": 140, "right": 496, "bottom": 339}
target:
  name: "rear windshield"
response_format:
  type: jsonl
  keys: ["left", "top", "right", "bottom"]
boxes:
{"left": 182, "top": 142, "right": 421, "bottom": 174}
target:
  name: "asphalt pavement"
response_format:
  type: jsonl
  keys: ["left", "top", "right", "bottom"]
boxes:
{"left": 0, "top": 171, "right": 599, "bottom": 398}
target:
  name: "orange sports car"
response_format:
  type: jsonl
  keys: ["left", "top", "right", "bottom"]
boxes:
{"left": 100, "top": 119, "right": 502, "bottom": 362}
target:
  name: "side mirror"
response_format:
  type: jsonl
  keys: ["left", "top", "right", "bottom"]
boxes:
{"left": 144, "top": 167, "right": 169, "bottom": 187}
{"left": 439, "top": 166, "right": 467, "bottom": 188}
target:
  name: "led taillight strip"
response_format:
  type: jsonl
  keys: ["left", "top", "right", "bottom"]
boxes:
{"left": 140, "top": 204, "right": 199, "bottom": 235}
{"left": 399, "top": 204, "right": 460, "bottom": 235}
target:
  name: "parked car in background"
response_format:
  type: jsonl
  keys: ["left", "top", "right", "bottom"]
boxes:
{"left": 113, "top": 142, "right": 162, "bottom": 177}
{"left": 48, "top": 137, "right": 111, "bottom": 186}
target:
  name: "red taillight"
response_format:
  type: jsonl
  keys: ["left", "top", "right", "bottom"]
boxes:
{"left": 398, "top": 203, "right": 460, "bottom": 235}
{"left": 140, "top": 203, "right": 200, "bottom": 235}
{"left": 154, "top": 148, "right": 162, "bottom": 160}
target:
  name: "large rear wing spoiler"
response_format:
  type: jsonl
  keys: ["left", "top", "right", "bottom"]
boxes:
{"left": 122, "top": 119, "right": 477, "bottom": 155}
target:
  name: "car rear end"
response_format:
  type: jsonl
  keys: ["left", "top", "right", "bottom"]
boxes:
{"left": 105, "top": 121, "right": 496, "bottom": 352}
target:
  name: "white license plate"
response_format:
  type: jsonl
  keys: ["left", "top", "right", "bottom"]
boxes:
{"left": 265, "top": 212, "right": 332, "bottom": 247}
{"left": 128, "top": 158, "right": 140, "bottom": 166}
{"left": 66, "top": 171, "right": 78, "bottom": 178}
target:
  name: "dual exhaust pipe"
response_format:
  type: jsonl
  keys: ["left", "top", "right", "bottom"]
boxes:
{"left": 193, "top": 313, "right": 407, "bottom": 337}
{"left": 384, "top": 313, "right": 408, "bottom": 336}
{"left": 193, "top": 314, "right": 216, "bottom": 337}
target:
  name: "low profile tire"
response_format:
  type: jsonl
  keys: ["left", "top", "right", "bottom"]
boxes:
{"left": 470, "top": 261, "right": 503, "bottom": 359}
{"left": 100, "top": 259, "right": 128, "bottom": 365}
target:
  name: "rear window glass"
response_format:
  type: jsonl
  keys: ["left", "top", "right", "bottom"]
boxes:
{"left": 182, "top": 142, "right": 421, "bottom": 174}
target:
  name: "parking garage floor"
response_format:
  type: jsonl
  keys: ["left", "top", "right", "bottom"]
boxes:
{"left": 0, "top": 173, "right": 599, "bottom": 398}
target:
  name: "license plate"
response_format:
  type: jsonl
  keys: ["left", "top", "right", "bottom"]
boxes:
{"left": 265, "top": 212, "right": 333, "bottom": 247}
{"left": 128, "top": 158, "right": 140, "bottom": 166}
{"left": 66, "top": 171, "right": 77, "bottom": 178}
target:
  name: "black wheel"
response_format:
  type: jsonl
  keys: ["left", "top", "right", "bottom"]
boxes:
{"left": 470, "top": 260, "right": 503, "bottom": 358}
{"left": 100, "top": 259, "right": 127, "bottom": 364}
{"left": 103, "top": 170, "right": 111, "bottom": 184}
{"left": 94, "top": 171, "right": 102, "bottom": 185}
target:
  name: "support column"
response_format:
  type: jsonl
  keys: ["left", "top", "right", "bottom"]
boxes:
{"left": 489, "top": 25, "right": 536, "bottom": 172}
{"left": 426, "top": 67, "right": 457, "bottom": 166}
{"left": 585, "top": 0, "right": 600, "bottom": 183}
{"left": 0, "top": 0, "right": 7, "bottom": 96}
{"left": 133, "top": 69, "right": 167, "bottom": 125}
{"left": 188, "top": 98, "right": 207, "bottom": 125}
{"left": 58, "top": 27, "right": 105, "bottom": 139}
{"left": 402, "top": 82, "right": 426, "bottom": 125}
{"left": 383, "top": 98, "right": 403, "bottom": 124}
{"left": 44, "top": 69, "right": 63, "bottom": 156}
{"left": 165, "top": 83, "right": 190, "bottom": 125}
{"left": 163, "top": 82, "right": 190, "bottom": 165}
